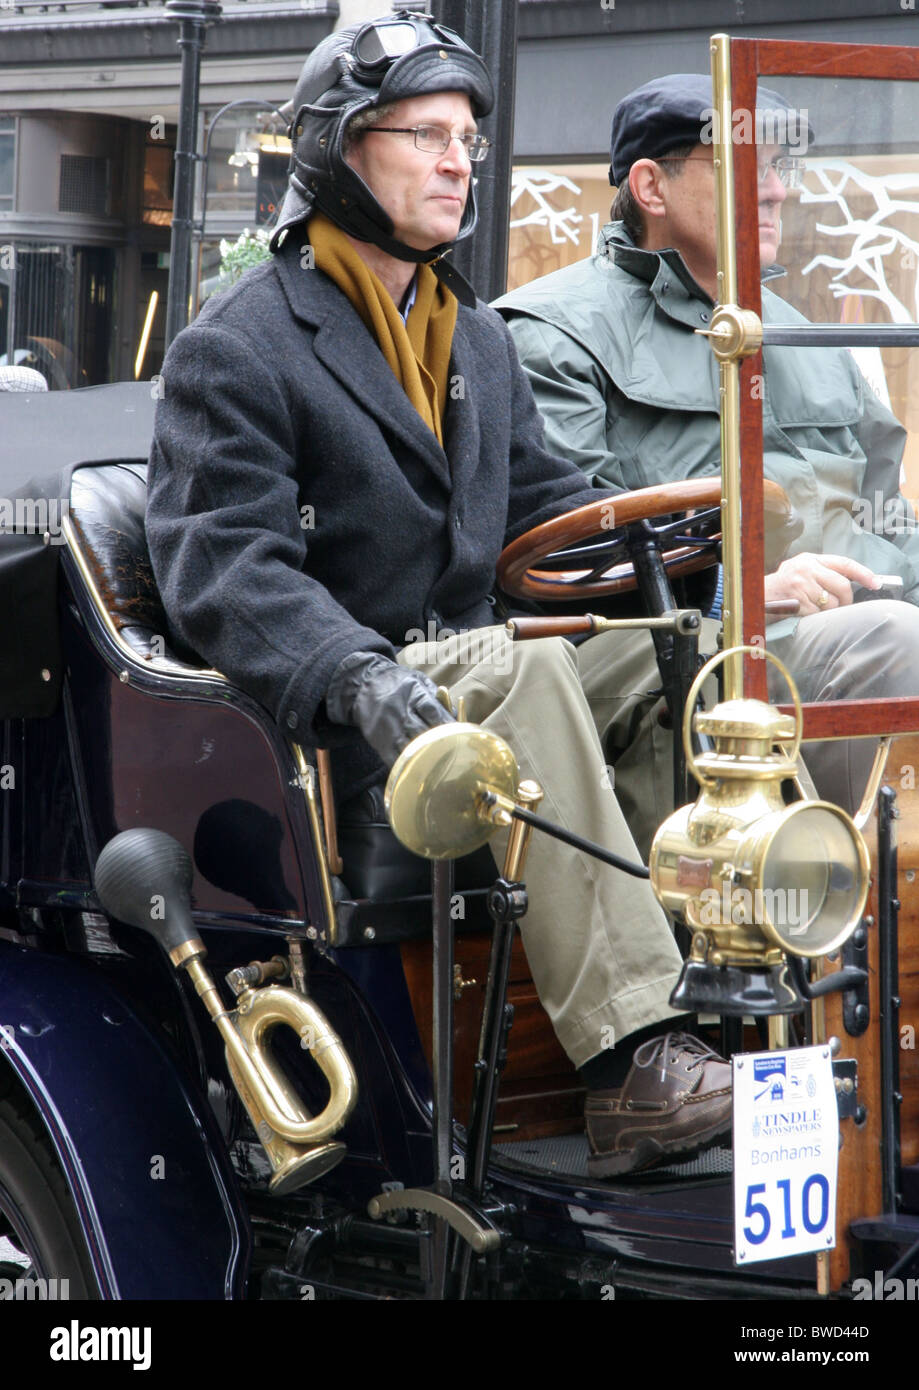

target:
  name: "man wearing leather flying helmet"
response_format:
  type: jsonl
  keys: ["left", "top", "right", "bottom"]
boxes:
{"left": 270, "top": 10, "right": 489, "bottom": 303}
{"left": 148, "top": 12, "right": 733, "bottom": 1179}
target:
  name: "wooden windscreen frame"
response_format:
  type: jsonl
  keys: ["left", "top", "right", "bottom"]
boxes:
{"left": 729, "top": 37, "right": 919, "bottom": 737}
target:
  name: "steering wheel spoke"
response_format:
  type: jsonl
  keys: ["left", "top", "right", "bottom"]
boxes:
{"left": 497, "top": 479, "right": 794, "bottom": 602}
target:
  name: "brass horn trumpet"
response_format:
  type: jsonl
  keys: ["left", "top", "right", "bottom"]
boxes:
{"left": 183, "top": 950, "right": 357, "bottom": 1192}
{"left": 94, "top": 828, "right": 358, "bottom": 1194}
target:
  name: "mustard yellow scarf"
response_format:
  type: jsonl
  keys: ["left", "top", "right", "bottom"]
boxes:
{"left": 309, "top": 212, "right": 457, "bottom": 446}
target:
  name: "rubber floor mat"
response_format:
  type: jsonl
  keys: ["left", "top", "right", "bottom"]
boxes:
{"left": 492, "top": 1132, "right": 733, "bottom": 1181}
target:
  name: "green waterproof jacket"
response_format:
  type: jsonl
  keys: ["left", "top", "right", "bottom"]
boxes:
{"left": 494, "top": 222, "right": 919, "bottom": 607}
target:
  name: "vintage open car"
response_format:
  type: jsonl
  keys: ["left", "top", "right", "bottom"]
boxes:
{"left": 2, "top": 34, "right": 919, "bottom": 1309}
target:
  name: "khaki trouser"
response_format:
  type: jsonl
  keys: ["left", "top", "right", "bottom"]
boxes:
{"left": 769, "top": 600, "right": 919, "bottom": 814}
{"left": 398, "top": 600, "right": 919, "bottom": 1068}
{"left": 398, "top": 626, "right": 683, "bottom": 1069}
{"left": 583, "top": 600, "right": 919, "bottom": 855}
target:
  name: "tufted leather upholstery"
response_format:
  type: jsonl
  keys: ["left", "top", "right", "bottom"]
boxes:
{"left": 68, "top": 462, "right": 203, "bottom": 668}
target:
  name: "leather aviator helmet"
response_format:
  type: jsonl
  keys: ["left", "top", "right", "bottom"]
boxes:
{"left": 270, "top": 9, "right": 494, "bottom": 302}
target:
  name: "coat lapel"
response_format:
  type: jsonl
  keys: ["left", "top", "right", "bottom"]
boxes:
{"left": 441, "top": 316, "right": 482, "bottom": 497}
{"left": 276, "top": 249, "right": 452, "bottom": 490}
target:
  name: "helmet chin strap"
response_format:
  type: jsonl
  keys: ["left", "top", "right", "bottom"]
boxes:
{"left": 365, "top": 228, "right": 479, "bottom": 309}
{"left": 312, "top": 185, "right": 479, "bottom": 307}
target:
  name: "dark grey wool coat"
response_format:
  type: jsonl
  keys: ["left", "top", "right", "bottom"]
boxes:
{"left": 146, "top": 237, "right": 606, "bottom": 801}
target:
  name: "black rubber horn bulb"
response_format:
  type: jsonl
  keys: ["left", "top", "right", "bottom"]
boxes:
{"left": 94, "top": 828, "right": 197, "bottom": 955}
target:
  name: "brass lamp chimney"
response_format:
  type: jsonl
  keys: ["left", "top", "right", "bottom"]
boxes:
{"left": 649, "top": 648, "right": 870, "bottom": 1015}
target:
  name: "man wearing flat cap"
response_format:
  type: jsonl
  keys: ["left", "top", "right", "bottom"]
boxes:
{"left": 496, "top": 73, "right": 919, "bottom": 841}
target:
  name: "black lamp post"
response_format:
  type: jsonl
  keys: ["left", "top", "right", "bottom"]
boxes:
{"left": 432, "top": 0, "right": 518, "bottom": 302}
{"left": 164, "top": 0, "right": 223, "bottom": 350}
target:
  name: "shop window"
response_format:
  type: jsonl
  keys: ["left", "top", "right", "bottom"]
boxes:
{"left": 202, "top": 110, "right": 290, "bottom": 220}
{"left": 771, "top": 153, "right": 919, "bottom": 492}
{"left": 508, "top": 162, "right": 611, "bottom": 292}
{"left": 0, "top": 243, "right": 113, "bottom": 388}
{"left": 0, "top": 117, "right": 14, "bottom": 212}
{"left": 144, "top": 134, "right": 174, "bottom": 228}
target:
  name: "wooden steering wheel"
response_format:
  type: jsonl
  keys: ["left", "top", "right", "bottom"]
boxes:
{"left": 497, "top": 478, "right": 796, "bottom": 602}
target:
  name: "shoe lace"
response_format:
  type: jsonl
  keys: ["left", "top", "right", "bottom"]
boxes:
{"left": 633, "top": 1031, "right": 719, "bottom": 1083}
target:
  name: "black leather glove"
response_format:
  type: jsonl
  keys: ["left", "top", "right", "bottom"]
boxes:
{"left": 325, "top": 651, "right": 455, "bottom": 769}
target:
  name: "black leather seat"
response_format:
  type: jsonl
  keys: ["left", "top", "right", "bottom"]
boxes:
{"left": 69, "top": 462, "right": 203, "bottom": 669}
{"left": 337, "top": 783, "right": 497, "bottom": 900}
{"left": 66, "top": 462, "right": 498, "bottom": 942}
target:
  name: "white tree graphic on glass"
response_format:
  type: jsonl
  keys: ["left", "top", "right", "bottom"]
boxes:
{"left": 509, "top": 170, "right": 599, "bottom": 249}
{"left": 799, "top": 161, "right": 919, "bottom": 323}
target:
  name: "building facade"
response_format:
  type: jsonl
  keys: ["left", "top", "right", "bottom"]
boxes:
{"left": 0, "top": 0, "right": 917, "bottom": 386}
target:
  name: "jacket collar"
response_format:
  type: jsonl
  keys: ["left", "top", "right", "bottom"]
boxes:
{"left": 600, "top": 221, "right": 786, "bottom": 326}
{"left": 273, "top": 240, "right": 462, "bottom": 490}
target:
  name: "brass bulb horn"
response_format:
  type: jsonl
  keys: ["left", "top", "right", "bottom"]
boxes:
{"left": 94, "top": 828, "right": 358, "bottom": 1194}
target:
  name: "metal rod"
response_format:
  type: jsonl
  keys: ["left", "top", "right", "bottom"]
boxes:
{"left": 164, "top": 0, "right": 223, "bottom": 349}
{"left": 465, "top": 784, "right": 544, "bottom": 1208}
{"left": 709, "top": 35, "right": 743, "bottom": 698}
{"left": 619, "top": 520, "right": 701, "bottom": 806}
{"left": 466, "top": 902, "right": 517, "bottom": 1203}
{"left": 670, "top": 618, "right": 699, "bottom": 808}
{"left": 878, "top": 785, "right": 902, "bottom": 1216}
{"left": 290, "top": 744, "right": 339, "bottom": 945}
{"left": 763, "top": 325, "right": 919, "bottom": 348}
{"left": 507, "top": 611, "right": 702, "bottom": 640}
{"left": 506, "top": 805, "right": 650, "bottom": 879}
{"left": 316, "top": 748, "right": 343, "bottom": 875}
{"left": 429, "top": 857, "right": 455, "bottom": 1300}
{"left": 455, "top": 884, "right": 517, "bottom": 1301}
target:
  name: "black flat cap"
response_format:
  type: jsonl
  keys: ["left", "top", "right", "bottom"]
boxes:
{"left": 609, "top": 73, "right": 812, "bottom": 187}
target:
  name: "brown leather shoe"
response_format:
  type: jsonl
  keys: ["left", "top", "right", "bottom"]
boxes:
{"left": 585, "top": 1032, "right": 732, "bottom": 1178}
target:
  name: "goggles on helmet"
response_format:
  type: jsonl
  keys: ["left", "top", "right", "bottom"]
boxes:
{"left": 349, "top": 12, "right": 475, "bottom": 83}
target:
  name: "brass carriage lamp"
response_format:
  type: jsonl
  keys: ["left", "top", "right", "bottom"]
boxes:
{"left": 649, "top": 648, "right": 870, "bottom": 1015}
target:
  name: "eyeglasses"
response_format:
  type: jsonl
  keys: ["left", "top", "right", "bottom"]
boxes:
{"left": 657, "top": 154, "right": 806, "bottom": 188}
{"left": 756, "top": 155, "right": 805, "bottom": 188}
{"left": 365, "top": 124, "right": 491, "bottom": 162}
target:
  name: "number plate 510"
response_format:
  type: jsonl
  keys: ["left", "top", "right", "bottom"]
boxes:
{"left": 732, "top": 1046, "right": 838, "bottom": 1265}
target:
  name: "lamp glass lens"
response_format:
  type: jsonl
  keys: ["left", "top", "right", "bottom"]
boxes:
{"left": 759, "top": 806, "right": 864, "bottom": 955}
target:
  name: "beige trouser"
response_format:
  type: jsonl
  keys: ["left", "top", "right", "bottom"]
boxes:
{"left": 398, "top": 626, "right": 684, "bottom": 1068}
{"left": 769, "top": 600, "right": 919, "bottom": 814}
{"left": 397, "top": 600, "right": 919, "bottom": 1068}
{"left": 581, "top": 600, "right": 919, "bottom": 853}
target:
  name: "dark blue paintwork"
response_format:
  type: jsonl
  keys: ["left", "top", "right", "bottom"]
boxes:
{"left": 0, "top": 942, "right": 250, "bottom": 1299}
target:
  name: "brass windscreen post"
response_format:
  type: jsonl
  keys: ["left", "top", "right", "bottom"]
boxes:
{"left": 315, "top": 748, "right": 344, "bottom": 875}
{"left": 704, "top": 36, "right": 763, "bottom": 701}
{"left": 291, "top": 743, "right": 340, "bottom": 944}
{"left": 711, "top": 34, "right": 741, "bottom": 698}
